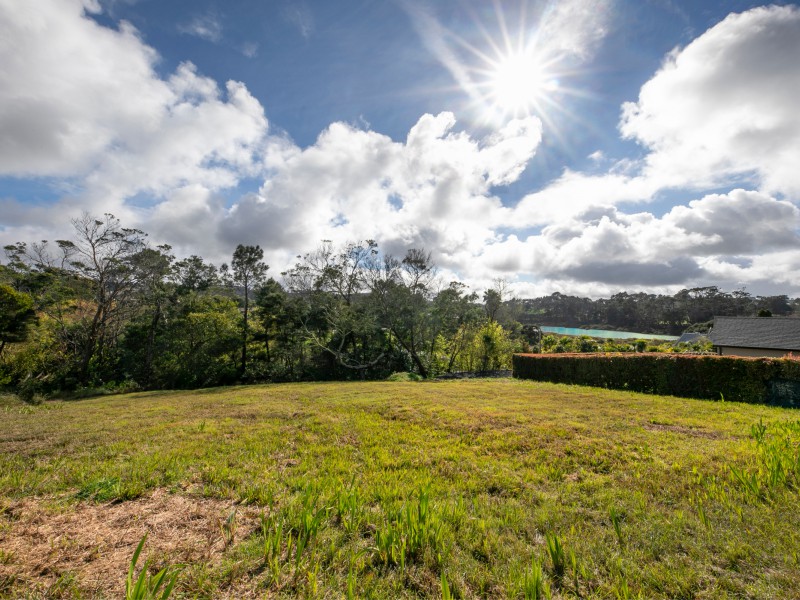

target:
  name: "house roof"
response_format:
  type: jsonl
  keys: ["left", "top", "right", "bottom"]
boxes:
{"left": 676, "top": 332, "right": 708, "bottom": 344}
{"left": 709, "top": 316, "right": 800, "bottom": 351}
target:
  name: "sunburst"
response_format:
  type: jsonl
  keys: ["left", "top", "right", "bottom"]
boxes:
{"left": 488, "top": 50, "right": 559, "bottom": 115}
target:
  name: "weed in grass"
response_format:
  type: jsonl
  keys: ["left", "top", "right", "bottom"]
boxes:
{"left": 545, "top": 532, "right": 566, "bottom": 583}
{"left": 76, "top": 477, "right": 122, "bottom": 502}
{"left": 521, "top": 558, "right": 551, "bottom": 600}
{"left": 750, "top": 418, "right": 766, "bottom": 443}
{"left": 0, "top": 574, "right": 15, "bottom": 596}
{"left": 219, "top": 508, "right": 238, "bottom": 550}
{"left": 259, "top": 511, "right": 281, "bottom": 558}
{"left": 373, "top": 520, "right": 406, "bottom": 569}
{"left": 445, "top": 494, "right": 468, "bottom": 532}
{"left": 441, "top": 570, "right": 452, "bottom": 600}
{"left": 335, "top": 481, "right": 365, "bottom": 535}
{"left": 371, "top": 485, "right": 447, "bottom": 569}
{"left": 125, "top": 534, "right": 179, "bottom": 600}
{"left": 609, "top": 507, "right": 624, "bottom": 549}
{"left": 568, "top": 549, "right": 586, "bottom": 597}
{"left": 260, "top": 511, "right": 284, "bottom": 585}
{"left": 292, "top": 495, "right": 326, "bottom": 568}
{"left": 305, "top": 560, "right": 320, "bottom": 597}
{"left": 615, "top": 577, "right": 632, "bottom": 600}
{"left": 724, "top": 419, "right": 800, "bottom": 503}
{"left": 46, "top": 571, "right": 81, "bottom": 599}
{"left": 346, "top": 565, "right": 357, "bottom": 600}
{"left": 695, "top": 497, "right": 712, "bottom": 532}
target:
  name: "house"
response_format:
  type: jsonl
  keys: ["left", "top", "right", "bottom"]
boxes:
{"left": 709, "top": 316, "right": 800, "bottom": 358}
{"left": 675, "top": 332, "right": 709, "bottom": 345}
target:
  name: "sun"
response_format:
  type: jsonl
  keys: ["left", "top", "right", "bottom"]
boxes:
{"left": 489, "top": 51, "right": 556, "bottom": 114}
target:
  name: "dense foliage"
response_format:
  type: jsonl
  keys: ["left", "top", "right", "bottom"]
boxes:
{"left": 1, "top": 213, "right": 795, "bottom": 397}
{"left": 513, "top": 353, "right": 800, "bottom": 406}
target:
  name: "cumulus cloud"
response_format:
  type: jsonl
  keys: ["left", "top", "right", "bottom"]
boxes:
{"left": 620, "top": 5, "right": 800, "bottom": 195}
{"left": 215, "top": 113, "right": 543, "bottom": 265}
{"left": 479, "top": 189, "right": 800, "bottom": 295}
{"left": 535, "top": 0, "right": 612, "bottom": 61}
{"left": 0, "top": 0, "right": 268, "bottom": 202}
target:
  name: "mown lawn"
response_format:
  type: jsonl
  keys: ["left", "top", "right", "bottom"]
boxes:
{"left": 1, "top": 379, "right": 799, "bottom": 599}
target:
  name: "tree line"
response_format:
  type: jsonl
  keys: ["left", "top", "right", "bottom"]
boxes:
{"left": 1, "top": 213, "right": 796, "bottom": 398}
{"left": 516, "top": 288, "right": 796, "bottom": 334}
{"left": 0, "top": 214, "right": 519, "bottom": 397}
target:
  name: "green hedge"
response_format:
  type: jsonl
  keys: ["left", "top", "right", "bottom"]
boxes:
{"left": 512, "top": 353, "right": 800, "bottom": 406}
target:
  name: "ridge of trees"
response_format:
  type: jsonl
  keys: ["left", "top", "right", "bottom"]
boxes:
{"left": 1, "top": 213, "right": 796, "bottom": 397}
{"left": 518, "top": 288, "right": 795, "bottom": 334}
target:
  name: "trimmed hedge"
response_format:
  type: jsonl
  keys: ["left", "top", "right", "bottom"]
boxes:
{"left": 512, "top": 353, "right": 800, "bottom": 407}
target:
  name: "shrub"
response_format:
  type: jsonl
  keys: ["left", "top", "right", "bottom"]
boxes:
{"left": 387, "top": 372, "right": 423, "bottom": 382}
{"left": 512, "top": 353, "right": 800, "bottom": 406}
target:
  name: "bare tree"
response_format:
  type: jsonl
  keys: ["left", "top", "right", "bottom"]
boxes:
{"left": 66, "top": 213, "right": 147, "bottom": 383}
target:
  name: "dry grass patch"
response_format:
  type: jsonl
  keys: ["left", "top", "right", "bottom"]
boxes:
{"left": 0, "top": 489, "right": 260, "bottom": 599}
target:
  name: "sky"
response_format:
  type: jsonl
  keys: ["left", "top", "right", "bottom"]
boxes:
{"left": 1, "top": 0, "right": 799, "bottom": 298}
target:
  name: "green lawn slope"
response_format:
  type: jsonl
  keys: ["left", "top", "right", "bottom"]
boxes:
{"left": 1, "top": 380, "right": 799, "bottom": 598}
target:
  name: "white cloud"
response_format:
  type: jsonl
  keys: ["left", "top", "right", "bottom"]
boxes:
{"left": 178, "top": 12, "right": 223, "bottom": 43}
{"left": 0, "top": 0, "right": 268, "bottom": 203}
{"left": 506, "top": 170, "right": 656, "bottom": 227}
{"left": 240, "top": 42, "right": 259, "bottom": 58}
{"left": 535, "top": 0, "right": 612, "bottom": 61}
{"left": 620, "top": 5, "right": 800, "bottom": 196}
{"left": 474, "top": 189, "right": 800, "bottom": 295}
{"left": 217, "top": 113, "right": 543, "bottom": 266}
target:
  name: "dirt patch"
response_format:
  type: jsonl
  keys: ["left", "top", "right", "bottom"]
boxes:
{"left": 644, "top": 423, "right": 725, "bottom": 439}
{"left": 0, "top": 489, "right": 261, "bottom": 599}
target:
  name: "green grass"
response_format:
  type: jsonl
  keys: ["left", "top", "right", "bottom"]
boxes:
{"left": 2, "top": 379, "right": 800, "bottom": 598}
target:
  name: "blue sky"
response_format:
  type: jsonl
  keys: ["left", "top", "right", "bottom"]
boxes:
{"left": 1, "top": 0, "right": 799, "bottom": 297}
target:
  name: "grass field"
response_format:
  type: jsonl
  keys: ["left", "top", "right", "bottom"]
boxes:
{"left": 1, "top": 379, "right": 800, "bottom": 599}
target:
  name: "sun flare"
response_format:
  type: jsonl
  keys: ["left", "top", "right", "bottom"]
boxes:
{"left": 490, "top": 51, "right": 555, "bottom": 114}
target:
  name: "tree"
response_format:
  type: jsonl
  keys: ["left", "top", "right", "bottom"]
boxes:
{"left": 0, "top": 284, "right": 35, "bottom": 359}
{"left": 173, "top": 255, "right": 218, "bottom": 297}
{"left": 283, "top": 240, "right": 386, "bottom": 375}
{"left": 365, "top": 248, "right": 438, "bottom": 378}
{"left": 255, "top": 278, "right": 287, "bottom": 367}
{"left": 224, "top": 244, "right": 268, "bottom": 378}
{"left": 128, "top": 245, "right": 175, "bottom": 387}
{"left": 67, "top": 213, "right": 147, "bottom": 383}
{"left": 483, "top": 289, "right": 502, "bottom": 323}
{"left": 432, "top": 281, "right": 481, "bottom": 372}
{"left": 6, "top": 213, "right": 147, "bottom": 384}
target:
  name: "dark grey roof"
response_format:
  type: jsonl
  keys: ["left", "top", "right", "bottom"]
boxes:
{"left": 676, "top": 332, "right": 708, "bottom": 344}
{"left": 709, "top": 316, "right": 800, "bottom": 351}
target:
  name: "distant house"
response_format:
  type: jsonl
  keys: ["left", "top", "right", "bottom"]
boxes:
{"left": 709, "top": 316, "right": 800, "bottom": 358}
{"left": 675, "top": 332, "right": 709, "bottom": 345}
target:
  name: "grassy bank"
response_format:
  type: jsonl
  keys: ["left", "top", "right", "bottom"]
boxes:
{"left": 1, "top": 380, "right": 799, "bottom": 598}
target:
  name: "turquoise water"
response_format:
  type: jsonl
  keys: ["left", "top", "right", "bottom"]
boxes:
{"left": 540, "top": 326, "right": 679, "bottom": 341}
